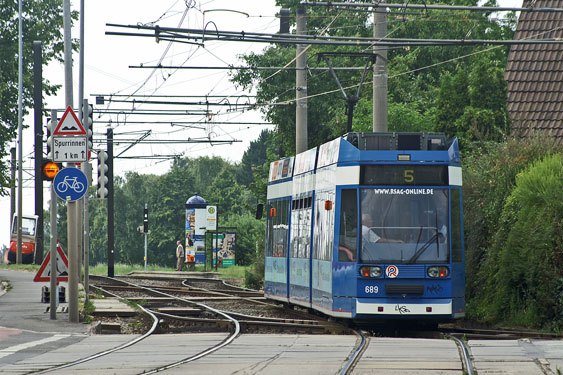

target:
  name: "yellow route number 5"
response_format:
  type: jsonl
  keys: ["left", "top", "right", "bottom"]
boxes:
{"left": 404, "top": 169, "right": 414, "bottom": 183}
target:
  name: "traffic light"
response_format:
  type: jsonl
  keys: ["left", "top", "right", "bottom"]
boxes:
{"left": 143, "top": 205, "right": 148, "bottom": 233}
{"left": 97, "top": 150, "right": 108, "bottom": 198}
{"left": 41, "top": 161, "right": 61, "bottom": 181}
{"left": 45, "top": 117, "right": 56, "bottom": 160}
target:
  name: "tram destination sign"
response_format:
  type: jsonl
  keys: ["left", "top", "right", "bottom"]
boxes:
{"left": 52, "top": 136, "right": 87, "bottom": 162}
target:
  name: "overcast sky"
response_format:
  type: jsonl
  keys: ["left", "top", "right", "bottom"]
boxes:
{"left": 1, "top": 0, "right": 523, "bottom": 249}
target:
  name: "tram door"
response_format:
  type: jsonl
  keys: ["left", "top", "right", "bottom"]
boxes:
{"left": 7, "top": 214, "right": 38, "bottom": 264}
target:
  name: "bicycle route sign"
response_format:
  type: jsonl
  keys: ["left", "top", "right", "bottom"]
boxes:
{"left": 53, "top": 167, "right": 88, "bottom": 202}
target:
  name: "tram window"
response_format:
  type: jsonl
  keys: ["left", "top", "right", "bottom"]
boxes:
{"left": 338, "top": 189, "right": 357, "bottom": 262}
{"left": 313, "top": 191, "right": 335, "bottom": 261}
{"left": 451, "top": 188, "right": 463, "bottom": 263}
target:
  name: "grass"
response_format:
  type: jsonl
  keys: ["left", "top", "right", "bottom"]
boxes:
{"left": 88, "top": 262, "right": 250, "bottom": 279}
{"left": 88, "top": 263, "right": 173, "bottom": 276}
{"left": 214, "top": 265, "right": 249, "bottom": 279}
{"left": 0, "top": 264, "right": 40, "bottom": 272}
{"left": 2, "top": 262, "right": 250, "bottom": 281}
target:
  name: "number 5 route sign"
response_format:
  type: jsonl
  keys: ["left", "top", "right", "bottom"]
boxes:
{"left": 53, "top": 167, "right": 88, "bottom": 201}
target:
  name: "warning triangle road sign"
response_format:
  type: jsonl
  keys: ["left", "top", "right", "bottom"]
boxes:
{"left": 52, "top": 106, "right": 87, "bottom": 136}
{"left": 34, "top": 242, "right": 69, "bottom": 283}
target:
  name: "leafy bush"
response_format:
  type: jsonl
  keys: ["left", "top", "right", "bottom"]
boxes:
{"left": 464, "top": 141, "right": 563, "bottom": 329}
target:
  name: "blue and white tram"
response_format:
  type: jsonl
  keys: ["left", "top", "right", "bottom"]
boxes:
{"left": 264, "top": 132, "right": 465, "bottom": 321}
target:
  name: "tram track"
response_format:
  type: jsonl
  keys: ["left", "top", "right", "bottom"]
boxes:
{"left": 31, "top": 273, "right": 561, "bottom": 374}
{"left": 101, "top": 274, "right": 347, "bottom": 333}
{"left": 29, "top": 276, "right": 241, "bottom": 374}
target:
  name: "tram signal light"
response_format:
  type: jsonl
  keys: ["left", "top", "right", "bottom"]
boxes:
{"left": 41, "top": 161, "right": 61, "bottom": 181}
{"left": 143, "top": 206, "right": 148, "bottom": 233}
{"left": 97, "top": 150, "right": 108, "bottom": 199}
{"left": 279, "top": 8, "right": 290, "bottom": 34}
{"left": 85, "top": 103, "right": 93, "bottom": 150}
{"left": 45, "top": 117, "right": 56, "bottom": 160}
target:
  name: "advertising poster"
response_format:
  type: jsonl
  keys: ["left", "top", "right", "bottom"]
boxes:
{"left": 185, "top": 208, "right": 207, "bottom": 264}
{"left": 185, "top": 208, "right": 196, "bottom": 262}
{"left": 212, "top": 232, "right": 236, "bottom": 267}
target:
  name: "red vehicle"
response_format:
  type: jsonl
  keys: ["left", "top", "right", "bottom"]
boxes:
{"left": 5, "top": 214, "right": 38, "bottom": 264}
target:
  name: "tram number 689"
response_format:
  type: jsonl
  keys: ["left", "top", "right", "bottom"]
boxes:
{"left": 365, "top": 285, "right": 379, "bottom": 294}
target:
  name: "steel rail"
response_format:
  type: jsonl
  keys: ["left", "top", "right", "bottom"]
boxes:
{"left": 31, "top": 284, "right": 159, "bottom": 374}
{"left": 339, "top": 329, "right": 369, "bottom": 375}
{"left": 91, "top": 276, "right": 242, "bottom": 375}
{"left": 447, "top": 334, "right": 475, "bottom": 375}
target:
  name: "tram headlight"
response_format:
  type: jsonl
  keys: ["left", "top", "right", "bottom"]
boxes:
{"left": 427, "top": 266, "right": 449, "bottom": 278}
{"left": 360, "top": 266, "right": 383, "bottom": 278}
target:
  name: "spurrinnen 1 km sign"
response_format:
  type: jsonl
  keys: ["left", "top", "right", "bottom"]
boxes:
{"left": 52, "top": 106, "right": 87, "bottom": 162}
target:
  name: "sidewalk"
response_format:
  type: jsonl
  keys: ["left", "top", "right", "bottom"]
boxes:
{"left": 0, "top": 268, "right": 90, "bottom": 334}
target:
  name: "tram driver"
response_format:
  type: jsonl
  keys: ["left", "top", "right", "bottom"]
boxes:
{"left": 361, "top": 213, "right": 403, "bottom": 244}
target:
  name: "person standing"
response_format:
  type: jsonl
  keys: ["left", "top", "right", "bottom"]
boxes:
{"left": 176, "top": 240, "right": 184, "bottom": 271}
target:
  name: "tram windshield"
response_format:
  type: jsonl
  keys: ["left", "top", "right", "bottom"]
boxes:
{"left": 360, "top": 188, "right": 449, "bottom": 264}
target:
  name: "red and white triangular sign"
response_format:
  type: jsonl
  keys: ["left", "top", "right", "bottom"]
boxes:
{"left": 34, "top": 242, "right": 69, "bottom": 282}
{"left": 52, "top": 106, "right": 86, "bottom": 136}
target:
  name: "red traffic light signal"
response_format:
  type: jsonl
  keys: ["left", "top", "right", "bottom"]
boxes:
{"left": 41, "top": 161, "right": 61, "bottom": 181}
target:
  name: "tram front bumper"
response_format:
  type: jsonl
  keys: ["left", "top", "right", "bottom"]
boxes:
{"left": 356, "top": 298, "right": 452, "bottom": 316}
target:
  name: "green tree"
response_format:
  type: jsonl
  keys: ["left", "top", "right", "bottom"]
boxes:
{"left": 0, "top": 1, "right": 78, "bottom": 194}
{"left": 222, "top": 212, "right": 265, "bottom": 266}
{"left": 231, "top": 1, "right": 515, "bottom": 156}
{"left": 436, "top": 57, "right": 509, "bottom": 145}
{"left": 237, "top": 129, "right": 271, "bottom": 187}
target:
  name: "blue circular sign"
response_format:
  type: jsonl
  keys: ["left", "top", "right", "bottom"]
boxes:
{"left": 53, "top": 167, "right": 88, "bottom": 201}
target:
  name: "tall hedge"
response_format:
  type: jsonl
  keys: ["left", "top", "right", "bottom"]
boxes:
{"left": 463, "top": 138, "right": 563, "bottom": 330}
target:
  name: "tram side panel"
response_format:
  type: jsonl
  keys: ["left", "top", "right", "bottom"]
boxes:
{"left": 311, "top": 187, "right": 336, "bottom": 316}
{"left": 264, "top": 157, "right": 294, "bottom": 303}
{"left": 288, "top": 148, "right": 318, "bottom": 308}
{"left": 449, "top": 166, "right": 466, "bottom": 318}
{"left": 311, "top": 161, "right": 360, "bottom": 318}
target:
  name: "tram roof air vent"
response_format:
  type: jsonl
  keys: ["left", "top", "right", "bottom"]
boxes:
{"left": 344, "top": 132, "right": 447, "bottom": 151}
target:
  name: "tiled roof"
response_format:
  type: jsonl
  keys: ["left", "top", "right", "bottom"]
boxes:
{"left": 505, "top": 0, "right": 563, "bottom": 143}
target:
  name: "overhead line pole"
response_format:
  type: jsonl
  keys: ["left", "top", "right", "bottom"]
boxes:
{"left": 79, "top": 0, "right": 88, "bottom": 304}
{"left": 33, "top": 41, "right": 44, "bottom": 264}
{"left": 373, "top": 4, "right": 388, "bottom": 132}
{"left": 64, "top": 0, "right": 79, "bottom": 324}
{"left": 16, "top": 0, "right": 23, "bottom": 264}
{"left": 296, "top": 7, "right": 308, "bottom": 154}
{"left": 49, "top": 111, "right": 58, "bottom": 320}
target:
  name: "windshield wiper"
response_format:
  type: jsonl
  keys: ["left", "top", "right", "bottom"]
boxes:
{"left": 407, "top": 223, "right": 447, "bottom": 264}
{"left": 407, "top": 231, "right": 440, "bottom": 264}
